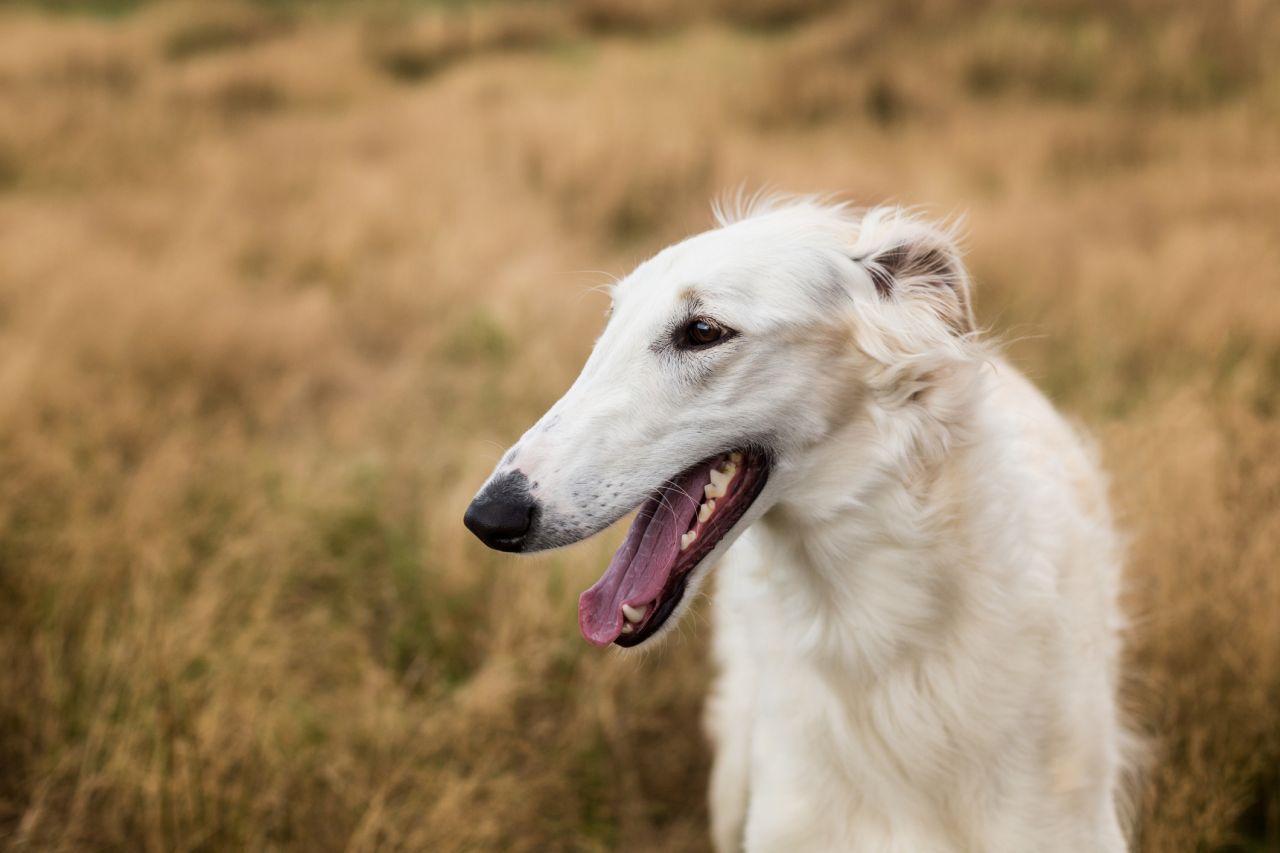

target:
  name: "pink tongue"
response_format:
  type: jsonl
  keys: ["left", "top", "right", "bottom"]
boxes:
{"left": 577, "top": 463, "right": 709, "bottom": 645}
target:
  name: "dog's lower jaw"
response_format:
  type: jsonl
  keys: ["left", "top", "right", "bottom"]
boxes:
{"left": 706, "top": 360, "right": 1131, "bottom": 852}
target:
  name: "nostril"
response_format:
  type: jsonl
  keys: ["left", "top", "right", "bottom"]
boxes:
{"left": 463, "top": 471, "right": 538, "bottom": 553}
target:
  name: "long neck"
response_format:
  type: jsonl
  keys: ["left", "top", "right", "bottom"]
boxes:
{"left": 753, "top": 389, "right": 995, "bottom": 681}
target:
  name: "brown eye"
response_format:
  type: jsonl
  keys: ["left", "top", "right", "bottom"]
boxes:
{"left": 679, "top": 318, "right": 731, "bottom": 349}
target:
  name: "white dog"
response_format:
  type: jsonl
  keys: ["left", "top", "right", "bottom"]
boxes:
{"left": 465, "top": 197, "right": 1133, "bottom": 852}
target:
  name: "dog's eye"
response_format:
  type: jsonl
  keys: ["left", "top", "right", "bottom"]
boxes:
{"left": 678, "top": 318, "right": 731, "bottom": 349}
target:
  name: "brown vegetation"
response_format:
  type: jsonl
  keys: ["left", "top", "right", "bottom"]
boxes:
{"left": 0, "top": 0, "right": 1277, "bottom": 850}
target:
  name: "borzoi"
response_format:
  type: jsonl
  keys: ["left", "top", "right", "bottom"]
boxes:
{"left": 465, "top": 197, "right": 1132, "bottom": 852}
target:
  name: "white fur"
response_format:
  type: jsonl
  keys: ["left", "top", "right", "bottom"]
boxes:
{"left": 478, "top": 197, "right": 1132, "bottom": 851}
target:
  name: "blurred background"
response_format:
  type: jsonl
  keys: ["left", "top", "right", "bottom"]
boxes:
{"left": 0, "top": 0, "right": 1277, "bottom": 850}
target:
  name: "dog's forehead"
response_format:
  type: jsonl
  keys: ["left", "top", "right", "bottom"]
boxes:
{"left": 615, "top": 220, "right": 845, "bottom": 314}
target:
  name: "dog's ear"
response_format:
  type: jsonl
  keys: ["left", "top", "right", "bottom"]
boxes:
{"left": 855, "top": 210, "right": 975, "bottom": 337}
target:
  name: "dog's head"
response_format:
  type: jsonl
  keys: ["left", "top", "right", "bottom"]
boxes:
{"left": 465, "top": 198, "right": 981, "bottom": 647}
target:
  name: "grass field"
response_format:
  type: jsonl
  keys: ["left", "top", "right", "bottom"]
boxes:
{"left": 0, "top": 0, "right": 1278, "bottom": 850}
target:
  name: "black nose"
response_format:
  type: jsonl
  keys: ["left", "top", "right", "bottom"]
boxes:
{"left": 464, "top": 471, "right": 537, "bottom": 552}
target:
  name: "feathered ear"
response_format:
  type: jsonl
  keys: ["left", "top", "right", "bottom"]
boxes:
{"left": 856, "top": 209, "right": 976, "bottom": 337}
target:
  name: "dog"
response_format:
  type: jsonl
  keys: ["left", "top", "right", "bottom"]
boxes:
{"left": 465, "top": 197, "right": 1132, "bottom": 851}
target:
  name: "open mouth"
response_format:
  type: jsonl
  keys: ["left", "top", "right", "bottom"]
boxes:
{"left": 577, "top": 448, "right": 770, "bottom": 647}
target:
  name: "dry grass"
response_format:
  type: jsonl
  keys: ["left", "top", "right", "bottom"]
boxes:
{"left": 0, "top": 0, "right": 1277, "bottom": 850}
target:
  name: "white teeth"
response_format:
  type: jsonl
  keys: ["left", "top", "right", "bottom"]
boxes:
{"left": 622, "top": 603, "right": 647, "bottom": 623}
{"left": 704, "top": 482, "right": 722, "bottom": 500}
{"left": 621, "top": 623, "right": 634, "bottom": 634}
{"left": 681, "top": 530, "right": 697, "bottom": 550}
{"left": 697, "top": 501, "right": 714, "bottom": 523}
